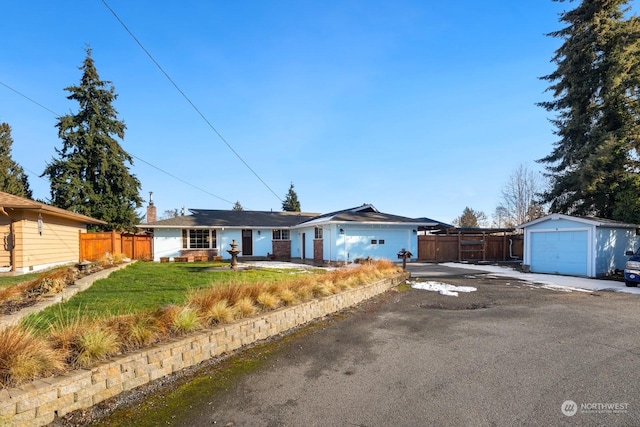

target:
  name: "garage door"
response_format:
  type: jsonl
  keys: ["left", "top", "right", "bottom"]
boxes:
{"left": 530, "top": 230, "right": 588, "bottom": 276}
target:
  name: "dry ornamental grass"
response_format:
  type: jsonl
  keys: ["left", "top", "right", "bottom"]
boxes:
{"left": 0, "top": 260, "right": 401, "bottom": 388}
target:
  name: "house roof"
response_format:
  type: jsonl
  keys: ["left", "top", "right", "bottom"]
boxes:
{"left": 517, "top": 213, "right": 639, "bottom": 230}
{"left": 140, "top": 204, "right": 443, "bottom": 229}
{"left": 143, "top": 209, "right": 320, "bottom": 229}
{"left": 296, "top": 204, "right": 440, "bottom": 227}
{"left": 0, "top": 191, "right": 107, "bottom": 225}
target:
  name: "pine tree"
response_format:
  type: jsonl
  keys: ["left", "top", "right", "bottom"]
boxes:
{"left": 281, "top": 182, "right": 301, "bottom": 212}
{"left": 538, "top": 0, "right": 640, "bottom": 221}
{"left": 232, "top": 201, "right": 244, "bottom": 211}
{"left": 453, "top": 207, "right": 487, "bottom": 228}
{"left": 0, "top": 122, "right": 33, "bottom": 199}
{"left": 42, "top": 48, "right": 142, "bottom": 230}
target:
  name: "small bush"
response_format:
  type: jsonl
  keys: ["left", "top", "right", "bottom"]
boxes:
{"left": 106, "top": 313, "right": 163, "bottom": 351}
{"left": 206, "top": 300, "right": 235, "bottom": 324}
{"left": 161, "top": 306, "right": 202, "bottom": 335}
{"left": 75, "top": 327, "right": 120, "bottom": 368}
{"left": 256, "top": 292, "right": 280, "bottom": 309}
{"left": 278, "top": 288, "right": 298, "bottom": 305}
{"left": 233, "top": 297, "right": 257, "bottom": 318}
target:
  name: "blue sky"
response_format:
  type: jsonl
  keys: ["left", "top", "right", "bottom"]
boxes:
{"left": 1, "top": 1, "right": 585, "bottom": 223}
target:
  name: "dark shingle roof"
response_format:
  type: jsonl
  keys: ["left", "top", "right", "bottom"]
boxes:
{"left": 144, "top": 209, "right": 320, "bottom": 228}
{"left": 298, "top": 204, "right": 440, "bottom": 225}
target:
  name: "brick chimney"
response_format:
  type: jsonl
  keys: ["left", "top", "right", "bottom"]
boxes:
{"left": 146, "top": 192, "right": 157, "bottom": 224}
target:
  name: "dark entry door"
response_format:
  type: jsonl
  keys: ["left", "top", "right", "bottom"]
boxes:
{"left": 302, "top": 233, "right": 306, "bottom": 259}
{"left": 242, "top": 229, "right": 253, "bottom": 256}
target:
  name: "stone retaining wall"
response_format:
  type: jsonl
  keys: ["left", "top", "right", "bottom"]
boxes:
{"left": 0, "top": 274, "right": 406, "bottom": 427}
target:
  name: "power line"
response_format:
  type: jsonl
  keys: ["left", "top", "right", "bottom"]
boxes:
{"left": 0, "top": 79, "right": 234, "bottom": 205}
{"left": 100, "top": 0, "right": 284, "bottom": 203}
{"left": 0, "top": 81, "right": 59, "bottom": 116}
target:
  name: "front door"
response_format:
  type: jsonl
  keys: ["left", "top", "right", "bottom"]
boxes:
{"left": 242, "top": 229, "right": 253, "bottom": 256}
{"left": 302, "top": 233, "right": 306, "bottom": 259}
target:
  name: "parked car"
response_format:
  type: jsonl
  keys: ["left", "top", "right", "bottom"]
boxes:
{"left": 624, "top": 249, "right": 640, "bottom": 287}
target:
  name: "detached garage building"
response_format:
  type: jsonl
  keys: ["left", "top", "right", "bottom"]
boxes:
{"left": 518, "top": 214, "right": 639, "bottom": 278}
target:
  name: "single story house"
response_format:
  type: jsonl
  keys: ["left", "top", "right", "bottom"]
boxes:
{"left": 517, "top": 213, "right": 640, "bottom": 278}
{"left": 141, "top": 204, "right": 441, "bottom": 263}
{"left": 0, "top": 191, "right": 107, "bottom": 274}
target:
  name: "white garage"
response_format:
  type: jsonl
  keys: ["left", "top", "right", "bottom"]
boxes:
{"left": 518, "top": 214, "right": 639, "bottom": 278}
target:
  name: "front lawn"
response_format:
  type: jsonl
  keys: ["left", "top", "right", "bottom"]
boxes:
{"left": 26, "top": 261, "right": 324, "bottom": 326}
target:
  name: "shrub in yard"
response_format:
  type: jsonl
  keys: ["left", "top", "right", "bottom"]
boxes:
{"left": 105, "top": 313, "right": 163, "bottom": 351}
{"left": 233, "top": 297, "right": 257, "bottom": 318}
{"left": 0, "top": 326, "right": 65, "bottom": 387}
{"left": 277, "top": 288, "right": 298, "bottom": 305}
{"left": 75, "top": 326, "right": 120, "bottom": 368}
{"left": 256, "top": 291, "right": 280, "bottom": 309}
{"left": 204, "top": 300, "right": 235, "bottom": 325}
{"left": 160, "top": 305, "right": 202, "bottom": 335}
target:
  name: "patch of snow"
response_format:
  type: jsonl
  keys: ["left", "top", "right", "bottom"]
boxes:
{"left": 410, "top": 280, "right": 477, "bottom": 297}
{"left": 442, "top": 262, "right": 640, "bottom": 295}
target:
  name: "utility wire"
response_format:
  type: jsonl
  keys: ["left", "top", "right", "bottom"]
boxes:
{"left": 0, "top": 81, "right": 59, "bottom": 116}
{"left": 0, "top": 79, "right": 234, "bottom": 205}
{"left": 100, "top": 0, "right": 284, "bottom": 203}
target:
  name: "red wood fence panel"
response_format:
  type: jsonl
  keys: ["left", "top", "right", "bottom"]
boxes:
{"left": 80, "top": 231, "right": 152, "bottom": 261}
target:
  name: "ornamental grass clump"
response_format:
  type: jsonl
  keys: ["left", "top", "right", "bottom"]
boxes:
{"left": 105, "top": 313, "right": 164, "bottom": 351}
{"left": 256, "top": 291, "right": 280, "bottom": 309}
{"left": 160, "top": 305, "right": 202, "bottom": 335}
{"left": 0, "top": 325, "right": 65, "bottom": 387}
{"left": 233, "top": 297, "right": 257, "bottom": 318}
{"left": 204, "top": 300, "right": 236, "bottom": 325}
{"left": 74, "top": 326, "right": 120, "bottom": 368}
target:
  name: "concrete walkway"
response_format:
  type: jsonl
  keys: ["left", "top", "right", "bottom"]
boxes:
{"left": 0, "top": 262, "right": 132, "bottom": 328}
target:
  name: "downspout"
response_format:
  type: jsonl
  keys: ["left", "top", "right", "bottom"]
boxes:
{"left": 0, "top": 207, "right": 16, "bottom": 272}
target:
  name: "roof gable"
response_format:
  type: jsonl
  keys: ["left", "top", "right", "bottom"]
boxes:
{"left": 0, "top": 191, "right": 106, "bottom": 225}
{"left": 517, "top": 213, "right": 639, "bottom": 230}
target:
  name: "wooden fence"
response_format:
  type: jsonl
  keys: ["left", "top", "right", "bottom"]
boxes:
{"left": 417, "top": 233, "right": 523, "bottom": 262}
{"left": 79, "top": 231, "right": 152, "bottom": 261}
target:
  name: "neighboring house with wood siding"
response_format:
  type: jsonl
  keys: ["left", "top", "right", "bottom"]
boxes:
{"left": 0, "top": 191, "right": 106, "bottom": 274}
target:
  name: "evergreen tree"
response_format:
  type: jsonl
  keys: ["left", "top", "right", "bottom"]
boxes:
{"left": 538, "top": 0, "right": 640, "bottom": 221}
{"left": 42, "top": 48, "right": 142, "bottom": 230}
{"left": 0, "top": 123, "right": 32, "bottom": 199}
{"left": 281, "top": 182, "right": 301, "bottom": 212}
{"left": 232, "top": 201, "right": 244, "bottom": 211}
{"left": 453, "top": 207, "right": 487, "bottom": 228}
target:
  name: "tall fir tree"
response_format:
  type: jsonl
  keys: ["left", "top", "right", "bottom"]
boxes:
{"left": 0, "top": 122, "right": 33, "bottom": 199}
{"left": 42, "top": 48, "right": 142, "bottom": 230}
{"left": 538, "top": 0, "right": 640, "bottom": 222}
{"left": 281, "top": 182, "right": 301, "bottom": 212}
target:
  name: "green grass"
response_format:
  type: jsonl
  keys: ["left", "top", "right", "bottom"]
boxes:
{"left": 25, "top": 262, "right": 320, "bottom": 328}
{"left": 0, "top": 272, "right": 41, "bottom": 290}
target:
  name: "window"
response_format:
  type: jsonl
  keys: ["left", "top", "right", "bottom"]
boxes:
{"left": 379, "top": 239, "right": 385, "bottom": 244}
{"left": 272, "top": 229, "right": 290, "bottom": 240}
{"left": 315, "top": 227, "right": 323, "bottom": 239}
{"left": 371, "top": 239, "right": 377, "bottom": 244}
{"left": 182, "top": 229, "right": 217, "bottom": 249}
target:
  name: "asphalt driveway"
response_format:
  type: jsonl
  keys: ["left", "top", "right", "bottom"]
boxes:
{"left": 75, "top": 264, "right": 640, "bottom": 427}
